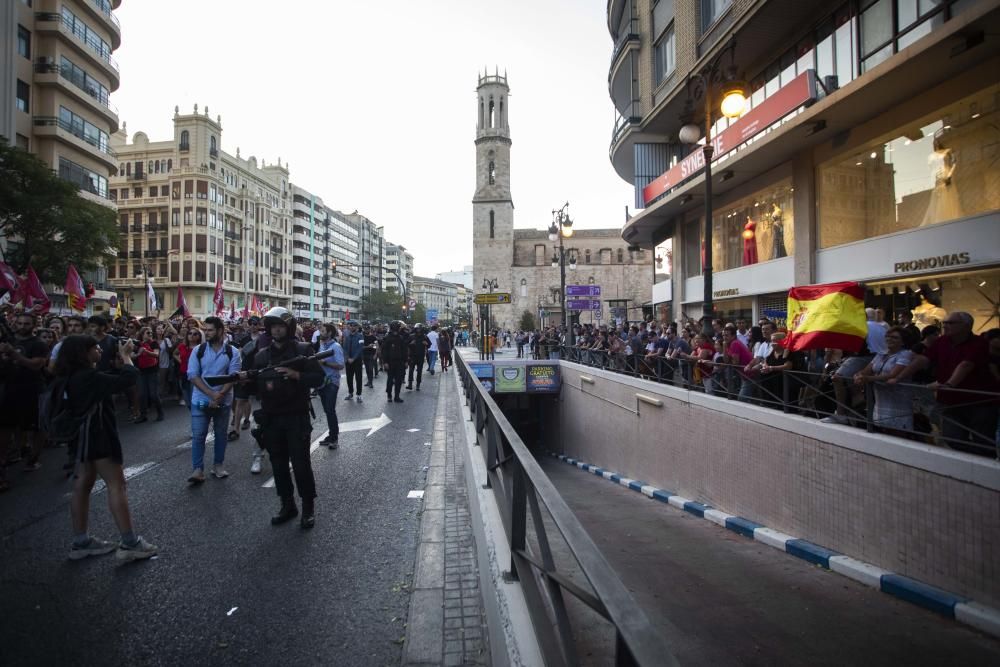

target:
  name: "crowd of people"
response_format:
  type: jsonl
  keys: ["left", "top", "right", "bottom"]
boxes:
{"left": 500, "top": 309, "right": 999, "bottom": 457}
{"left": 0, "top": 305, "right": 463, "bottom": 556}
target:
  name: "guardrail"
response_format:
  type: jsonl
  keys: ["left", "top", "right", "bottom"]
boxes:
{"left": 557, "top": 346, "right": 999, "bottom": 459}
{"left": 455, "top": 353, "right": 677, "bottom": 666}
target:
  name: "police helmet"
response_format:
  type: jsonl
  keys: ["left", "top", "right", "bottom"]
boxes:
{"left": 262, "top": 306, "right": 296, "bottom": 334}
{"left": 389, "top": 320, "right": 402, "bottom": 332}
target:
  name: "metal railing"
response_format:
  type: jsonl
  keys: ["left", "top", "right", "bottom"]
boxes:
{"left": 556, "top": 346, "right": 1000, "bottom": 459}
{"left": 455, "top": 353, "right": 678, "bottom": 666}
{"left": 33, "top": 115, "right": 116, "bottom": 157}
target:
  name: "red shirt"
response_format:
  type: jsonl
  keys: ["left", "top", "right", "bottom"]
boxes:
{"left": 926, "top": 333, "right": 995, "bottom": 405}
{"left": 136, "top": 341, "right": 158, "bottom": 370}
{"left": 177, "top": 343, "right": 194, "bottom": 375}
{"left": 695, "top": 342, "right": 716, "bottom": 376}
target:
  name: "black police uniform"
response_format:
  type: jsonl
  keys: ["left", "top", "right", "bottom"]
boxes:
{"left": 254, "top": 339, "right": 324, "bottom": 525}
{"left": 406, "top": 329, "right": 427, "bottom": 390}
{"left": 380, "top": 329, "right": 407, "bottom": 401}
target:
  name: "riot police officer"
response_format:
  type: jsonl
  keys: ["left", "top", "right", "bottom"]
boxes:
{"left": 380, "top": 320, "right": 407, "bottom": 403}
{"left": 406, "top": 323, "right": 428, "bottom": 391}
{"left": 244, "top": 307, "right": 324, "bottom": 529}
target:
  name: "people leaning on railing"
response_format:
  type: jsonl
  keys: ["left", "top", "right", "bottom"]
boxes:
{"left": 853, "top": 325, "right": 916, "bottom": 436}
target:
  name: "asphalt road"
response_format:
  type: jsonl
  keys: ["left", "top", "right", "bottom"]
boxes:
{"left": 0, "top": 372, "right": 443, "bottom": 666}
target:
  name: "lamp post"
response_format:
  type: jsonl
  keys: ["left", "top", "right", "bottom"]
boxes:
{"left": 548, "top": 202, "right": 575, "bottom": 346}
{"left": 678, "top": 38, "right": 747, "bottom": 338}
{"left": 481, "top": 277, "right": 498, "bottom": 360}
{"left": 135, "top": 264, "right": 152, "bottom": 318}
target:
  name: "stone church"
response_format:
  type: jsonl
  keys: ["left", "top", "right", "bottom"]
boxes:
{"left": 472, "top": 71, "right": 653, "bottom": 331}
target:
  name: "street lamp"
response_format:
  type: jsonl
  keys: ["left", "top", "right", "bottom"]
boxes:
{"left": 548, "top": 202, "right": 575, "bottom": 346}
{"left": 678, "top": 37, "right": 747, "bottom": 338}
{"left": 134, "top": 264, "right": 152, "bottom": 318}
{"left": 481, "top": 277, "right": 498, "bottom": 360}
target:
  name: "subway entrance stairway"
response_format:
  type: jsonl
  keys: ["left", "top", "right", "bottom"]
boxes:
{"left": 454, "top": 345, "right": 1000, "bottom": 666}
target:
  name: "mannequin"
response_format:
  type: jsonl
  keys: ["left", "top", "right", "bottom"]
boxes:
{"left": 920, "top": 135, "right": 960, "bottom": 226}
{"left": 742, "top": 216, "right": 758, "bottom": 266}
{"left": 770, "top": 203, "right": 786, "bottom": 258}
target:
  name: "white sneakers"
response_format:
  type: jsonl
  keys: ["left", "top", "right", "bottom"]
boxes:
{"left": 820, "top": 414, "right": 850, "bottom": 425}
{"left": 250, "top": 455, "right": 263, "bottom": 475}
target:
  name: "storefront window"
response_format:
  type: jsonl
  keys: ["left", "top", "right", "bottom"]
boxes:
{"left": 682, "top": 219, "right": 701, "bottom": 278}
{"left": 654, "top": 240, "right": 672, "bottom": 284}
{"left": 818, "top": 83, "right": 1000, "bottom": 249}
{"left": 711, "top": 177, "right": 795, "bottom": 271}
{"left": 866, "top": 267, "right": 1000, "bottom": 333}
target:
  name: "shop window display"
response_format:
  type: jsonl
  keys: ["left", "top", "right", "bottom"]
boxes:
{"left": 710, "top": 178, "right": 795, "bottom": 272}
{"left": 818, "top": 83, "right": 1000, "bottom": 248}
{"left": 866, "top": 268, "right": 1000, "bottom": 333}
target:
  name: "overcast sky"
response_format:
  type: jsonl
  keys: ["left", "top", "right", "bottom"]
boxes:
{"left": 113, "top": 0, "right": 634, "bottom": 277}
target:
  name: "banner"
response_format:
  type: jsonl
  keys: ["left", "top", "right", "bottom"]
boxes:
{"left": 146, "top": 277, "right": 158, "bottom": 312}
{"left": 0, "top": 262, "right": 22, "bottom": 303}
{"left": 64, "top": 264, "right": 87, "bottom": 312}
{"left": 108, "top": 294, "right": 121, "bottom": 319}
{"left": 526, "top": 365, "right": 561, "bottom": 393}
{"left": 785, "top": 282, "right": 866, "bottom": 353}
{"left": 212, "top": 277, "right": 225, "bottom": 316}
{"left": 494, "top": 365, "right": 526, "bottom": 393}
{"left": 176, "top": 286, "right": 191, "bottom": 318}
{"left": 22, "top": 266, "right": 51, "bottom": 314}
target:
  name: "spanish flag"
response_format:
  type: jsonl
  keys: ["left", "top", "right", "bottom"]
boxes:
{"left": 785, "top": 282, "right": 867, "bottom": 353}
{"left": 65, "top": 264, "right": 87, "bottom": 312}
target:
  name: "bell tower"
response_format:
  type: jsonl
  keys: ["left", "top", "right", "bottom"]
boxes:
{"left": 472, "top": 68, "right": 514, "bottom": 328}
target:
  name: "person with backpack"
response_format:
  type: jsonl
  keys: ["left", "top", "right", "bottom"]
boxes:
{"left": 56, "top": 335, "right": 158, "bottom": 561}
{"left": 186, "top": 316, "right": 242, "bottom": 484}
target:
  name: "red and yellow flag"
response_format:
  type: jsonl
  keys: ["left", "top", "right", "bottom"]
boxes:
{"left": 785, "top": 282, "right": 866, "bottom": 353}
{"left": 65, "top": 264, "right": 87, "bottom": 311}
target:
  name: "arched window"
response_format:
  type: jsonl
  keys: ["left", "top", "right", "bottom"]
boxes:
{"left": 488, "top": 99, "right": 495, "bottom": 128}
{"left": 489, "top": 210, "right": 495, "bottom": 239}
{"left": 488, "top": 161, "right": 495, "bottom": 185}
{"left": 154, "top": 160, "right": 160, "bottom": 174}
{"left": 479, "top": 99, "right": 484, "bottom": 128}
{"left": 617, "top": 248, "right": 624, "bottom": 263}
{"left": 210, "top": 135, "right": 217, "bottom": 155}
{"left": 125, "top": 162, "right": 131, "bottom": 175}
{"left": 585, "top": 249, "right": 591, "bottom": 264}
{"left": 499, "top": 99, "right": 504, "bottom": 127}
{"left": 167, "top": 159, "right": 172, "bottom": 171}
{"left": 180, "top": 130, "right": 189, "bottom": 150}
{"left": 520, "top": 278, "right": 527, "bottom": 297}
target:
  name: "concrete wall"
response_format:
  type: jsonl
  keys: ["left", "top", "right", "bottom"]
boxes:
{"left": 552, "top": 363, "right": 1000, "bottom": 607}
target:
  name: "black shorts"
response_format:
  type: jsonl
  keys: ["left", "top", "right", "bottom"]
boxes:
{"left": 0, "top": 386, "right": 41, "bottom": 430}
{"left": 233, "top": 384, "right": 255, "bottom": 400}
{"left": 71, "top": 432, "right": 123, "bottom": 465}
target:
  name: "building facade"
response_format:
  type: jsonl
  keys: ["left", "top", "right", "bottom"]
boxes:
{"left": 436, "top": 266, "right": 473, "bottom": 290}
{"left": 471, "top": 71, "right": 654, "bottom": 330}
{"left": 345, "top": 211, "right": 384, "bottom": 301}
{"left": 411, "top": 276, "right": 459, "bottom": 324}
{"left": 107, "top": 105, "right": 293, "bottom": 317}
{"left": 3, "top": 0, "right": 121, "bottom": 205}
{"left": 384, "top": 242, "right": 413, "bottom": 295}
{"left": 290, "top": 185, "right": 361, "bottom": 321}
{"left": 609, "top": 0, "right": 1000, "bottom": 331}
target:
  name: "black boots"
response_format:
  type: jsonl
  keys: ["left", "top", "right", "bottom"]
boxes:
{"left": 300, "top": 498, "right": 315, "bottom": 530}
{"left": 271, "top": 497, "right": 298, "bottom": 525}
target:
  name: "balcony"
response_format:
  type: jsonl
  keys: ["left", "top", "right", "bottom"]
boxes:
{"left": 143, "top": 249, "right": 167, "bottom": 259}
{"left": 224, "top": 254, "right": 241, "bottom": 264}
{"left": 224, "top": 231, "right": 242, "bottom": 241}
{"left": 32, "top": 58, "right": 119, "bottom": 131}
{"left": 81, "top": 0, "right": 122, "bottom": 49}
{"left": 35, "top": 12, "right": 120, "bottom": 88}
{"left": 269, "top": 266, "right": 281, "bottom": 274}
{"left": 32, "top": 115, "right": 117, "bottom": 170}
{"left": 130, "top": 224, "right": 142, "bottom": 232}
{"left": 610, "top": 17, "right": 639, "bottom": 67}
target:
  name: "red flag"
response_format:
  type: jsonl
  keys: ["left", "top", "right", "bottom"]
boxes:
{"left": 0, "top": 262, "right": 23, "bottom": 304}
{"left": 229, "top": 299, "right": 236, "bottom": 320}
{"left": 213, "top": 277, "right": 225, "bottom": 316}
{"left": 22, "top": 266, "right": 51, "bottom": 314}
{"left": 65, "top": 264, "right": 87, "bottom": 312}
{"left": 176, "top": 286, "right": 191, "bottom": 318}
{"left": 242, "top": 300, "right": 249, "bottom": 319}
{"left": 345, "top": 309, "right": 350, "bottom": 321}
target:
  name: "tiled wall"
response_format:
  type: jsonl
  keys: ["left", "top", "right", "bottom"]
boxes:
{"left": 554, "top": 365, "right": 1000, "bottom": 607}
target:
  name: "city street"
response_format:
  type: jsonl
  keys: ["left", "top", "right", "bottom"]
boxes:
{"left": 0, "top": 373, "right": 444, "bottom": 666}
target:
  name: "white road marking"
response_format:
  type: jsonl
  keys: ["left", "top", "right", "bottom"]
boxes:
{"left": 407, "top": 428, "right": 419, "bottom": 433}
{"left": 176, "top": 432, "right": 216, "bottom": 450}
{"left": 407, "top": 490, "right": 424, "bottom": 499}
{"left": 339, "top": 412, "right": 392, "bottom": 437}
{"left": 227, "top": 607, "right": 238, "bottom": 616}
{"left": 262, "top": 430, "right": 330, "bottom": 488}
{"left": 90, "top": 461, "right": 158, "bottom": 495}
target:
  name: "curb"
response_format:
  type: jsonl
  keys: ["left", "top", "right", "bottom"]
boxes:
{"left": 549, "top": 452, "right": 1000, "bottom": 640}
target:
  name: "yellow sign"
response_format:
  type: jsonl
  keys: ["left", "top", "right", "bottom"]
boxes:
{"left": 474, "top": 293, "right": 511, "bottom": 305}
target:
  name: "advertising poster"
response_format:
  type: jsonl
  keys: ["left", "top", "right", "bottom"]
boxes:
{"left": 494, "top": 365, "right": 526, "bottom": 393}
{"left": 469, "top": 363, "right": 494, "bottom": 393}
{"left": 526, "top": 364, "right": 561, "bottom": 393}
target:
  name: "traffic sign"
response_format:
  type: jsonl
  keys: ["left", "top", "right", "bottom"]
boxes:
{"left": 594, "top": 310, "right": 602, "bottom": 320}
{"left": 566, "top": 298, "right": 601, "bottom": 311}
{"left": 474, "top": 292, "right": 511, "bottom": 305}
{"left": 408, "top": 298, "right": 416, "bottom": 309}
{"left": 566, "top": 285, "right": 601, "bottom": 297}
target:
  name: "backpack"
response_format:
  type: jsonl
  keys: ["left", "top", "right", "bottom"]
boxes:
{"left": 41, "top": 376, "right": 98, "bottom": 444}
{"left": 197, "top": 341, "right": 233, "bottom": 361}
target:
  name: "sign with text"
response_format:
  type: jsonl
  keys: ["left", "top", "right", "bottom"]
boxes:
{"left": 566, "top": 285, "right": 601, "bottom": 297}
{"left": 526, "top": 365, "right": 561, "bottom": 393}
{"left": 469, "top": 363, "right": 494, "bottom": 379}
{"left": 426, "top": 309, "right": 438, "bottom": 323}
{"left": 642, "top": 69, "right": 817, "bottom": 205}
{"left": 474, "top": 292, "right": 512, "bottom": 305}
{"left": 494, "top": 365, "right": 526, "bottom": 393}
{"left": 567, "top": 298, "right": 602, "bottom": 311}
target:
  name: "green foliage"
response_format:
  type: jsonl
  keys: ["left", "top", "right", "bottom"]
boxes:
{"left": 518, "top": 310, "right": 536, "bottom": 331}
{"left": 360, "top": 289, "right": 405, "bottom": 322}
{"left": 413, "top": 303, "right": 426, "bottom": 324}
{"left": 0, "top": 139, "right": 118, "bottom": 280}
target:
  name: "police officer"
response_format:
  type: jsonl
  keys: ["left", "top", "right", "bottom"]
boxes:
{"left": 244, "top": 307, "right": 324, "bottom": 529}
{"left": 406, "top": 323, "right": 428, "bottom": 391}
{"left": 380, "top": 320, "right": 407, "bottom": 403}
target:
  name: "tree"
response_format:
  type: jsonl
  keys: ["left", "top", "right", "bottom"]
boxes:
{"left": 0, "top": 139, "right": 118, "bottom": 281}
{"left": 360, "top": 289, "right": 404, "bottom": 321}
{"left": 413, "top": 303, "right": 427, "bottom": 324}
{"left": 453, "top": 306, "right": 470, "bottom": 326}
{"left": 519, "top": 310, "right": 536, "bottom": 332}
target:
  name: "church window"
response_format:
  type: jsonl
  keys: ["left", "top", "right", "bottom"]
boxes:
{"left": 489, "top": 210, "right": 494, "bottom": 239}
{"left": 499, "top": 99, "right": 504, "bottom": 127}
{"left": 180, "top": 130, "right": 189, "bottom": 151}
{"left": 488, "top": 99, "right": 495, "bottom": 128}
{"left": 617, "top": 248, "right": 624, "bottom": 263}
{"left": 534, "top": 245, "right": 546, "bottom": 266}
{"left": 585, "top": 249, "right": 591, "bottom": 264}
{"left": 479, "top": 99, "right": 484, "bottom": 128}
{"left": 488, "top": 161, "right": 495, "bottom": 185}
{"left": 520, "top": 278, "right": 527, "bottom": 297}
{"left": 601, "top": 249, "right": 611, "bottom": 264}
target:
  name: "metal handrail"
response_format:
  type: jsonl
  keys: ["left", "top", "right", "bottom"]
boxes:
{"left": 557, "top": 346, "right": 1000, "bottom": 458}
{"left": 455, "top": 353, "right": 678, "bottom": 666}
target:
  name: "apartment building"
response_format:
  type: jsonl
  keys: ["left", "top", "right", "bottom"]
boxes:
{"left": 290, "top": 184, "right": 361, "bottom": 321}
{"left": 383, "top": 242, "right": 414, "bottom": 295}
{"left": 2, "top": 0, "right": 121, "bottom": 204}
{"left": 107, "top": 105, "right": 292, "bottom": 317}
{"left": 411, "top": 276, "right": 459, "bottom": 324}
{"left": 609, "top": 0, "right": 999, "bottom": 330}
{"left": 344, "top": 211, "right": 384, "bottom": 301}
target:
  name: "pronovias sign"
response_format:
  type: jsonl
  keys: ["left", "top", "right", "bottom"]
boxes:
{"left": 893, "top": 252, "right": 970, "bottom": 274}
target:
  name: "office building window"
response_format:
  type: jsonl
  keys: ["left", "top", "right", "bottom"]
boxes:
{"left": 17, "top": 25, "right": 30, "bottom": 59}
{"left": 57, "top": 157, "right": 108, "bottom": 198}
{"left": 654, "top": 25, "right": 675, "bottom": 85}
{"left": 701, "top": 0, "right": 732, "bottom": 30}
{"left": 818, "top": 82, "right": 999, "bottom": 248}
{"left": 16, "top": 80, "right": 29, "bottom": 113}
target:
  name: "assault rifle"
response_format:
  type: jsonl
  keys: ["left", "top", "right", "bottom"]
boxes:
{"left": 203, "top": 346, "right": 338, "bottom": 386}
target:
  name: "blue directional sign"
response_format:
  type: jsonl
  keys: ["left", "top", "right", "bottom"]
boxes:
{"left": 566, "top": 285, "right": 601, "bottom": 297}
{"left": 566, "top": 299, "right": 602, "bottom": 311}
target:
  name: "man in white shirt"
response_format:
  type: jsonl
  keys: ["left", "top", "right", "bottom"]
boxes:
{"left": 426, "top": 324, "right": 440, "bottom": 375}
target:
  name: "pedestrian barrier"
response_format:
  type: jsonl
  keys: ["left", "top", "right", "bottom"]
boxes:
{"left": 456, "top": 353, "right": 677, "bottom": 667}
